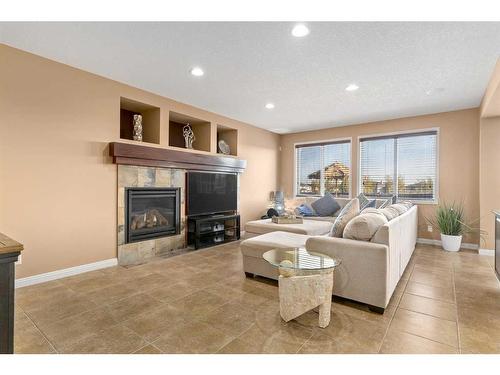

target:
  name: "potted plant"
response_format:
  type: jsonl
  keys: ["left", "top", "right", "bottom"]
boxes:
{"left": 427, "top": 202, "right": 483, "bottom": 252}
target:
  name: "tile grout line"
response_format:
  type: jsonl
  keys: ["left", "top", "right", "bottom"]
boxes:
{"left": 21, "top": 308, "right": 59, "bottom": 354}
{"left": 377, "top": 260, "right": 415, "bottom": 354}
{"left": 452, "top": 264, "right": 462, "bottom": 354}
{"left": 294, "top": 323, "right": 316, "bottom": 354}
{"left": 396, "top": 306, "right": 457, "bottom": 323}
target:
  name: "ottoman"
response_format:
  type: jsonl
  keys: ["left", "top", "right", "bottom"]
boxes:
{"left": 244, "top": 218, "right": 333, "bottom": 238}
{"left": 240, "top": 231, "right": 311, "bottom": 279}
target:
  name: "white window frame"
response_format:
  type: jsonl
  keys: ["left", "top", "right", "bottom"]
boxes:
{"left": 357, "top": 128, "right": 440, "bottom": 205}
{"left": 293, "top": 137, "right": 353, "bottom": 198}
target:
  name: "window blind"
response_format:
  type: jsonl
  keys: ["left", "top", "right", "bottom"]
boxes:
{"left": 359, "top": 131, "right": 437, "bottom": 201}
{"left": 295, "top": 141, "right": 351, "bottom": 197}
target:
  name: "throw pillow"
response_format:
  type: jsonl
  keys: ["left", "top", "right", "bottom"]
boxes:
{"left": 357, "top": 193, "right": 369, "bottom": 209}
{"left": 329, "top": 198, "right": 360, "bottom": 237}
{"left": 295, "top": 203, "right": 315, "bottom": 217}
{"left": 380, "top": 206, "right": 400, "bottom": 221}
{"left": 391, "top": 203, "right": 409, "bottom": 215}
{"left": 343, "top": 212, "right": 388, "bottom": 241}
{"left": 361, "top": 207, "right": 385, "bottom": 216}
{"left": 365, "top": 199, "right": 376, "bottom": 209}
{"left": 378, "top": 197, "right": 392, "bottom": 209}
{"left": 310, "top": 192, "right": 341, "bottom": 217}
{"left": 400, "top": 200, "right": 414, "bottom": 209}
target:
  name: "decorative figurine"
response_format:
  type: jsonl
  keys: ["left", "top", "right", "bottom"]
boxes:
{"left": 183, "top": 123, "right": 195, "bottom": 149}
{"left": 218, "top": 139, "right": 230, "bottom": 154}
{"left": 133, "top": 114, "right": 143, "bottom": 142}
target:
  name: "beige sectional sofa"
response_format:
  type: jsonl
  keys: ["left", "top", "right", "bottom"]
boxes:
{"left": 240, "top": 205, "right": 418, "bottom": 312}
{"left": 244, "top": 197, "right": 387, "bottom": 238}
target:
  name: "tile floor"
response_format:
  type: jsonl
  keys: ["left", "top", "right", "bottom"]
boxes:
{"left": 14, "top": 242, "right": 500, "bottom": 354}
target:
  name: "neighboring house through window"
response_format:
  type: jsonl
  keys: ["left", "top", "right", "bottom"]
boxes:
{"left": 359, "top": 130, "right": 438, "bottom": 202}
{"left": 295, "top": 140, "right": 351, "bottom": 197}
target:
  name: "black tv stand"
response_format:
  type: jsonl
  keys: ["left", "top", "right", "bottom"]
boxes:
{"left": 187, "top": 213, "right": 240, "bottom": 250}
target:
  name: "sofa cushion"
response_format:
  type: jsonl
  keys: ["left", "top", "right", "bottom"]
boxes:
{"left": 343, "top": 212, "right": 388, "bottom": 241}
{"left": 245, "top": 218, "right": 333, "bottom": 236}
{"left": 240, "top": 231, "right": 309, "bottom": 258}
{"left": 311, "top": 192, "right": 341, "bottom": 216}
{"left": 329, "top": 198, "right": 360, "bottom": 237}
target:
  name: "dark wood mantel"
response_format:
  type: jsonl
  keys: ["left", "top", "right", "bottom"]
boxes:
{"left": 109, "top": 142, "right": 247, "bottom": 173}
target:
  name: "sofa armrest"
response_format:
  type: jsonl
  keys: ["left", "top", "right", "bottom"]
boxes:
{"left": 305, "top": 236, "right": 390, "bottom": 308}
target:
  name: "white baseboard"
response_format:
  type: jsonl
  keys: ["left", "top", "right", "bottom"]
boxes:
{"left": 478, "top": 248, "right": 495, "bottom": 256}
{"left": 416, "top": 237, "right": 479, "bottom": 250}
{"left": 15, "top": 258, "right": 118, "bottom": 289}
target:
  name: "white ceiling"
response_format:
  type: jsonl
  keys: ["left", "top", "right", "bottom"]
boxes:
{"left": 1, "top": 22, "right": 500, "bottom": 133}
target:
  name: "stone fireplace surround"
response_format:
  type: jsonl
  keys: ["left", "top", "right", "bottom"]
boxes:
{"left": 117, "top": 165, "right": 187, "bottom": 266}
{"left": 111, "top": 142, "right": 247, "bottom": 267}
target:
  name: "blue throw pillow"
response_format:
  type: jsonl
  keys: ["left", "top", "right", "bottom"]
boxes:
{"left": 311, "top": 192, "right": 341, "bottom": 217}
{"left": 365, "top": 199, "right": 376, "bottom": 208}
{"left": 296, "top": 204, "right": 314, "bottom": 217}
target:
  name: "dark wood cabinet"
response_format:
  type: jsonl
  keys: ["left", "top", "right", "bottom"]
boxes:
{"left": 0, "top": 233, "right": 23, "bottom": 354}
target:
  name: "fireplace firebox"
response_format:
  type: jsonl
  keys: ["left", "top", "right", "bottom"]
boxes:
{"left": 125, "top": 187, "right": 180, "bottom": 243}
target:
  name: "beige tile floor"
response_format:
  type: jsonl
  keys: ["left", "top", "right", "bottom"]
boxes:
{"left": 14, "top": 242, "right": 500, "bottom": 354}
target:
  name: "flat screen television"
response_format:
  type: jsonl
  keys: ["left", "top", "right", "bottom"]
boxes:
{"left": 187, "top": 171, "right": 237, "bottom": 216}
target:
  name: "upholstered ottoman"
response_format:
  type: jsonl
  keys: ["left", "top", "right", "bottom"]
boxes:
{"left": 244, "top": 218, "right": 333, "bottom": 238}
{"left": 240, "top": 231, "right": 311, "bottom": 279}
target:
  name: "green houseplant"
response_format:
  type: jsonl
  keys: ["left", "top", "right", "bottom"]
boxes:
{"left": 426, "top": 202, "right": 483, "bottom": 252}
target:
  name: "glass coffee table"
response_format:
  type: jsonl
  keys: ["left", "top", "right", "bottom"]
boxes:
{"left": 263, "top": 247, "right": 341, "bottom": 328}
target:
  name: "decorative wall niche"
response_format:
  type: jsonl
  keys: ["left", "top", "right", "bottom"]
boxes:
{"left": 217, "top": 124, "right": 238, "bottom": 156}
{"left": 120, "top": 97, "right": 161, "bottom": 144}
{"left": 168, "top": 111, "right": 212, "bottom": 152}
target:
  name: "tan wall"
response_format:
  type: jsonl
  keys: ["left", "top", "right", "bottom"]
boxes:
{"left": 479, "top": 117, "right": 500, "bottom": 250}
{"left": 480, "top": 59, "right": 500, "bottom": 118}
{"left": 279, "top": 109, "right": 481, "bottom": 243}
{"left": 0, "top": 44, "right": 280, "bottom": 278}
{"left": 478, "top": 58, "right": 500, "bottom": 250}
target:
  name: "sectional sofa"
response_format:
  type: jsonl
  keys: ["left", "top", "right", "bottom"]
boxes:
{"left": 240, "top": 202, "right": 418, "bottom": 312}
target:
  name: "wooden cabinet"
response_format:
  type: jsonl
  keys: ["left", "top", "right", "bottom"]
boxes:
{"left": 0, "top": 233, "right": 23, "bottom": 354}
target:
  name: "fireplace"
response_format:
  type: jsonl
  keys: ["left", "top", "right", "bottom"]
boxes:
{"left": 125, "top": 187, "right": 180, "bottom": 243}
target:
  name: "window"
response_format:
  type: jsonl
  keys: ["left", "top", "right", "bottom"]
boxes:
{"left": 295, "top": 140, "right": 351, "bottom": 197}
{"left": 359, "top": 130, "right": 438, "bottom": 202}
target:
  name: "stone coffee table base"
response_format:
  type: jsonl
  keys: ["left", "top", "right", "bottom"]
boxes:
{"left": 278, "top": 269, "right": 334, "bottom": 328}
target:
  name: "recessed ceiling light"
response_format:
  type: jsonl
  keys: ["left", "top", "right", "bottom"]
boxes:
{"left": 190, "top": 67, "right": 204, "bottom": 77}
{"left": 265, "top": 103, "right": 275, "bottom": 109}
{"left": 345, "top": 84, "right": 359, "bottom": 92}
{"left": 291, "top": 24, "right": 310, "bottom": 38}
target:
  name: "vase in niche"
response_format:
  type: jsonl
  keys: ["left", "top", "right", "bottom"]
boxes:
{"left": 133, "top": 114, "right": 143, "bottom": 142}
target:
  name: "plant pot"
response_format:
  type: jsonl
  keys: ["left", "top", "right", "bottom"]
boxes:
{"left": 440, "top": 233, "right": 462, "bottom": 252}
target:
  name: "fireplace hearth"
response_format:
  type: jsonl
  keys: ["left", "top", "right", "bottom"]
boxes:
{"left": 125, "top": 187, "right": 180, "bottom": 243}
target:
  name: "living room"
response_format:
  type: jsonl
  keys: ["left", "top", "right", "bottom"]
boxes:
{"left": 1, "top": 1, "right": 500, "bottom": 372}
